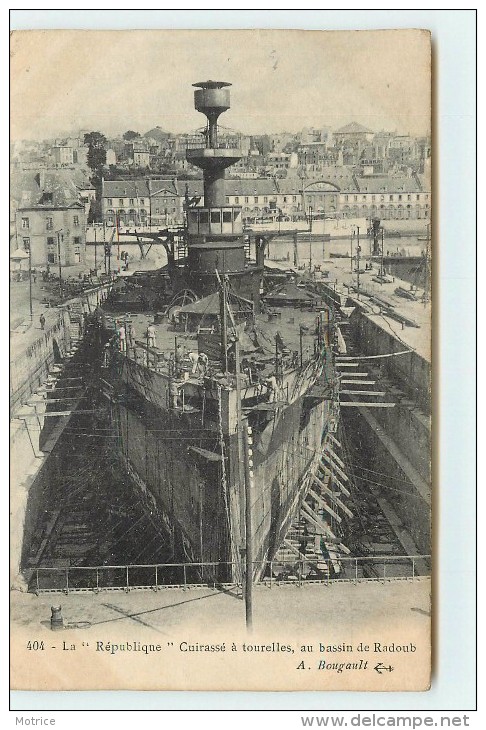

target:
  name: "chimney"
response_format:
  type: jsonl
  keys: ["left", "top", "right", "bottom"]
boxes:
{"left": 35, "top": 170, "right": 46, "bottom": 189}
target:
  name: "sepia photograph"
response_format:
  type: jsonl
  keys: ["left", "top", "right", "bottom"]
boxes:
{"left": 9, "top": 25, "right": 434, "bottom": 693}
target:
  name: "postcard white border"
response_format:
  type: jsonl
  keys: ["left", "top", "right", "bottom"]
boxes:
{"left": 5, "top": 6, "right": 477, "bottom": 716}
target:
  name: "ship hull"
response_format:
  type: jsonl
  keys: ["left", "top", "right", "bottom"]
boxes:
{"left": 102, "top": 356, "right": 333, "bottom": 582}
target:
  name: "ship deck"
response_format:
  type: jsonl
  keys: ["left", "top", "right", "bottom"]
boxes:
{"left": 103, "top": 300, "right": 330, "bottom": 385}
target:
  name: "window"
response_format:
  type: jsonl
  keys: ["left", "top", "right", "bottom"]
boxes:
{"left": 398, "top": 195, "right": 402, "bottom": 201}
{"left": 23, "top": 237, "right": 30, "bottom": 251}
{"left": 73, "top": 215, "right": 79, "bottom": 227}
{"left": 73, "top": 237, "right": 81, "bottom": 245}
{"left": 354, "top": 195, "right": 358, "bottom": 202}
{"left": 264, "top": 196, "right": 268, "bottom": 203}
{"left": 223, "top": 211, "right": 232, "bottom": 223}
{"left": 199, "top": 211, "right": 209, "bottom": 224}
{"left": 389, "top": 195, "right": 394, "bottom": 202}
{"left": 235, "top": 197, "right": 239, "bottom": 204}
{"left": 21, "top": 217, "right": 29, "bottom": 229}
{"left": 46, "top": 217, "right": 53, "bottom": 230}
{"left": 119, "top": 198, "right": 124, "bottom": 206}
{"left": 245, "top": 197, "right": 249, "bottom": 203}
{"left": 416, "top": 194, "right": 420, "bottom": 201}
{"left": 47, "top": 238, "right": 56, "bottom": 263}
{"left": 407, "top": 194, "right": 411, "bottom": 201}
{"left": 254, "top": 197, "right": 258, "bottom": 203}
{"left": 155, "top": 208, "right": 160, "bottom": 214}
{"left": 225, "top": 197, "right": 230, "bottom": 204}
{"left": 344, "top": 195, "right": 348, "bottom": 202}
{"left": 372, "top": 195, "right": 375, "bottom": 202}
{"left": 140, "top": 199, "right": 145, "bottom": 204}
{"left": 362, "top": 196, "right": 366, "bottom": 202}
{"left": 380, "top": 195, "right": 384, "bottom": 201}
{"left": 129, "top": 198, "right": 134, "bottom": 205}
{"left": 210, "top": 211, "right": 221, "bottom": 224}
{"left": 292, "top": 196, "right": 296, "bottom": 202}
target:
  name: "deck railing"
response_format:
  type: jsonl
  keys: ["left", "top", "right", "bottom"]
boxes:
{"left": 29, "top": 554, "right": 431, "bottom": 594}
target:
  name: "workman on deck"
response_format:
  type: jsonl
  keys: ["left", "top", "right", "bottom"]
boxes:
{"left": 174, "top": 343, "right": 185, "bottom": 376}
{"left": 197, "top": 352, "right": 209, "bottom": 377}
{"left": 266, "top": 375, "right": 278, "bottom": 402}
{"left": 127, "top": 322, "right": 136, "bottom": 349}
{"left": 188, "top": 351, "right": 199, "bottom": 374}
{"left": 175, "top": 342, "right": 185, "bottom": 363}
{"left": 147, "top": 323, "right": 157, "bottom": 348}
{"left": 170, "top": 379, "right": 181, "bottom": 409}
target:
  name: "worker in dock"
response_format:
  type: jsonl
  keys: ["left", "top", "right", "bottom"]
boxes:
{"left": 118, "top": 323, "right": 126, "bottom": 354}
{"left": 103, "top": 342, "right": 111, "bottom": 367}
{"left": 39, "top": 313, "right": 46, "bottom": 331}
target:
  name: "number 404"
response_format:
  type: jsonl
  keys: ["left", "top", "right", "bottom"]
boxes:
{"left": 26, "top": 641, "right": 45, "bottom": 650}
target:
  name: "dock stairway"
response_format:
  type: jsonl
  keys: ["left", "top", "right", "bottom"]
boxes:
{"left": 272, "top": 435, "right": 353, "bottom": 580}
{"left": 67, "top": 301, "right": 84, "bottom": 344}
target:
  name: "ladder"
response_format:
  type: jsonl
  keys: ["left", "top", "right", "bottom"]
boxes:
{"left": 244, "top": 233, "right": 251, "bottom": 264}
{"left": 175, "top": 233, "right": 187, "bottom": 261}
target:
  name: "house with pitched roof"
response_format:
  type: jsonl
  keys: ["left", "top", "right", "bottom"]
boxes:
{"left": 148, "top": 179, "right": 180, "bottom": 226}
{"left": 101, "top": 179, "right": 151, "bottom": 227}
{"left": 12, "top": 171, "right": 87, "bottom": 266}
{"left": 333, "top": 122, "right": 374, "bottom": 146}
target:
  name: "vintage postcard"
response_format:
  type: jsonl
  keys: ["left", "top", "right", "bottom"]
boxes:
{"left": 10, "top": 27, "right": 432, "bottom": 692}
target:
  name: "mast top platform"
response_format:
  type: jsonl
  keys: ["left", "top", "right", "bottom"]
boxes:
{"left": 192, "top": 80, "right": 232, "bottom": 89}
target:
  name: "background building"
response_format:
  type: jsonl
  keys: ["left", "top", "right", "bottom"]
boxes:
{"left": 101, "top": 179, "right": 151, "bottom": 226}
{"left": 12, "top": 171, "right": 86, "bottom": 266}
{"left": 100, "top": 172, "right": 430, "bottom": 228}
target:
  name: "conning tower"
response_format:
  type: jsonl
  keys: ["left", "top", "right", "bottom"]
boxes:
{"left": 185, "top": 81, "right": 259, "bottom": 301}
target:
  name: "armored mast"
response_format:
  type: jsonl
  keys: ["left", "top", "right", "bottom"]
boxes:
{"left": 184, "top": 81, "right": 261, "bottom": 303}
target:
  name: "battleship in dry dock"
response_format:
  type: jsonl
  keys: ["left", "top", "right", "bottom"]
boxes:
{"left": 98, "top": 81, "right": 350, "bottom": 584}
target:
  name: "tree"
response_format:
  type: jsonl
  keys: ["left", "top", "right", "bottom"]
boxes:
{"left": 123, "top": 130, "right": 141, "bottom": 141}
{"left": 84, "top": 132, "right": 107, "bottom": 173}
{"left": 254, "top": 135, "right": 272, "bottom": 157}
{"left": 283, "top": 141, "right": 299, "bottom": 154}
{"left": 87, "top": 198, "right": 101, "bottom": 224}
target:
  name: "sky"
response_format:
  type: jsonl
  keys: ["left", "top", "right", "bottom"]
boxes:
{"left": 10, "top": 29, "right": 431, "bottom": 141}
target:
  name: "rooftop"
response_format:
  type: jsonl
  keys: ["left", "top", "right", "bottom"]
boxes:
{"left": 335, "top": 122, "right": 374, "bottom": 135}
{"left": 11, "top": 169, "right": 90, "bottom": 209}
{"left": 102, "top": 179, "right": 151, "bottom": 198}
